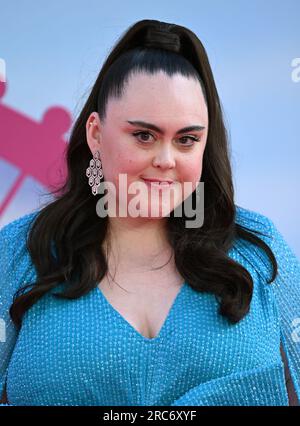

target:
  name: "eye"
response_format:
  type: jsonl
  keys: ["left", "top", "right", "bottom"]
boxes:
{"left": 179, "top": 136, "right": 200, "bottom": 146}
{"left": 132, "top": 131, "right": 200, "bottom": 147}
{"left": 132, "top": 131, "right": 154, "bottom": 143}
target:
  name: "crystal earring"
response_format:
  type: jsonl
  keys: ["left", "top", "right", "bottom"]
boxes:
{"left": 86, "top": 150, "right": 104, "bottom": 195}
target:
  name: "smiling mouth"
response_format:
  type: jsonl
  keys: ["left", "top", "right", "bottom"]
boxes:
{"left": 141, "top": 178, "right": 176, "bottom": 188}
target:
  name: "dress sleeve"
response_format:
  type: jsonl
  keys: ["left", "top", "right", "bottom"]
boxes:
{"left": 235, "top": 208, "right": 300, "bottom": 403}
{"left": 0, "top": 224, "right": 19, "bottom": 405}
{"left": 263, "top": 217, "right": 300, "bottom": 405}
{"left": 238, "top": 211, "right": 300, "bottom": 405}
{"left": 0, "top": 212, "right": 38, "bottom": 406}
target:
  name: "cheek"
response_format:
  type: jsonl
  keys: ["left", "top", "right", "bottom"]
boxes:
{"left": 101, "top": 140, "right": 137, "bottom": 178}
{"left": 176, "top": 151, "right": 204, "bottom": 201}
{"left": 102, "top": 149, "right": 149, "bottom": 194}
{"left": 180, "top": 154, "right": 203, "bottom": 184}
{"left": 115, "top": 154, "right": 147, "bottom": 180}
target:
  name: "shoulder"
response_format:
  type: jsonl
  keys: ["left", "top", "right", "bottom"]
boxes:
{"left": 232, "top": 205, "right": 282, "bottom": 281}
{"left": 234, "top": 204, "right": 281, "bottom": 257}
{"left": 233, "top": 205, "right": 300, "bottom": 284}
{"left": 234, "top": 204, "right": 294, "bottom": 255}
{"left": 235, "top": 204, "right": 275, "bottom": 241}
{"left": 0, "top": 210, "right": 40, "bottom": 287}
{"left": 0, "top": 210, "right": 40, "bottom": 245}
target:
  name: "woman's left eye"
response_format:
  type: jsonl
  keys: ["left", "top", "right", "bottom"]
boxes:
{"left": 132, "top": 131, "right": 200, "bottom": 146}
{"left": 179, "top": 136, "right": 200, "bottom": 146}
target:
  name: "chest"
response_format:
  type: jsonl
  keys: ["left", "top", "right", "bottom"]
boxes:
{"left": 97, "top": 271, "right": 185, "bottom": 339}
{"left": 8, "top": 269, "right": 282, "bottom": 406}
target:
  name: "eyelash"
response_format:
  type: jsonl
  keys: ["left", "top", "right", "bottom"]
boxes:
{"left": 132, "top": 131, "right": 200, "bottom": 146}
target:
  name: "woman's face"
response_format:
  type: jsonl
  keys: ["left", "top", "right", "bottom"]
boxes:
{"left": 86, "top": 70, "right": 209, "bottom": 220}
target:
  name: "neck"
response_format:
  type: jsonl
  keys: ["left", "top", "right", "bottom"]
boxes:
{"left": 103, "top": 216, "right": 172, "bottom": 272}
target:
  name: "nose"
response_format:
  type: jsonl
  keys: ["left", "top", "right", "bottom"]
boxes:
{"left": 152, "top": 144, "right": 176, "bottom": 169}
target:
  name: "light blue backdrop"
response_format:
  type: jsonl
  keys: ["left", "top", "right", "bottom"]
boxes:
{"left": 0, "top": 0, "right": 299, "bottom": 256}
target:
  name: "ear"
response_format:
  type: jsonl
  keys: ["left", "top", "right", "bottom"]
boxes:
{"left": 86, "top": 112, "right": 102, "bottom": 154}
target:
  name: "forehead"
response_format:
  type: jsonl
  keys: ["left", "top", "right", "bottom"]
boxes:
{"left": 106, "top": 71, "right": 208, "bottom": 125}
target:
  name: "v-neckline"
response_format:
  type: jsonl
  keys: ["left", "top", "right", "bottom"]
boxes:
{"left": 94, "top": 281, "right": 187, "bottom": 343}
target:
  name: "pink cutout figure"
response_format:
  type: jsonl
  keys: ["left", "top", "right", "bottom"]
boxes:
{"left": 0, "top": 80, "right": 72, "bottom": 217}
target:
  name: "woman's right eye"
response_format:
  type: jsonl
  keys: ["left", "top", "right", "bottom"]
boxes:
{"left": 132, "top": 131, "right": 154, "bottom": 143}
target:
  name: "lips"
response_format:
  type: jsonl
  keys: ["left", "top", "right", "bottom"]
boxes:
{"left": 141, "top": 178, "right": 176, "bottom": 190}
{"left": 141, "top": 177, "right": 174, "bottom": 184}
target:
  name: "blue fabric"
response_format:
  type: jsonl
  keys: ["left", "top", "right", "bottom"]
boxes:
{"left": 0, "top": 205, "right": 299, "bottom": 406}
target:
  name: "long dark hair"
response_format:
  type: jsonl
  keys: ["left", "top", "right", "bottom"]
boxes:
{"left": 10, "top": 19, "right": 277, "bottom": 328}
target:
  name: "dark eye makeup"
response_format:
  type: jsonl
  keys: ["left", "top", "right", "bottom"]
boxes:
{"left": 132, "top": 131, "right": 200, "bottom": 146}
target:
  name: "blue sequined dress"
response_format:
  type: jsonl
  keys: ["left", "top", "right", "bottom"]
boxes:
{"left": 0, "top": 206, "right": 299, "bottom": 406}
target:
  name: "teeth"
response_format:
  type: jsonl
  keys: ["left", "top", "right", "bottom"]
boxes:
{"left": 152, "top": 181, "right": 170, "bottom": 185}
{"left": 143, "top": 179, "right": 173, "bottom": 185}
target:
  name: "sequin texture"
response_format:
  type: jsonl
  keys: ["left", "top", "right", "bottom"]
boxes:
{"left": 0, "top": 205, "right": 299, "bottom": 406}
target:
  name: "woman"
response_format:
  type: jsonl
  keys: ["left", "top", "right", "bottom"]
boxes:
{"left": 0, "top": 19, "right": 299, "bottom": 406}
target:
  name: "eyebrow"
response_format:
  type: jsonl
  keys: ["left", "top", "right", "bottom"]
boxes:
{"left": 126, "top": 120, "right": 205, "bottom": 135}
